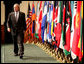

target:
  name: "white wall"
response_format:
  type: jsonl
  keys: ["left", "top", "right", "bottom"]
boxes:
{"left": 20, "top": 1, "right": 38, "bottom": 18}
{"left": 1, "top": 1, "right": 5, "bottom": 25}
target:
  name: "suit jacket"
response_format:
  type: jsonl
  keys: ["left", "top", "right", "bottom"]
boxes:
{"left": 7, "top": 12, "right": 26, "bottom": 35}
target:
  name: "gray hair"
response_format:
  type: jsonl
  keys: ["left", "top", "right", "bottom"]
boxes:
{"left": 13, "top": 3, "right": 20, "bottom": 11}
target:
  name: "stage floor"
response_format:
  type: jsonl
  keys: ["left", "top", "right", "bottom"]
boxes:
{"left": 1, "top": 43, "right": 60, "bottom": 63}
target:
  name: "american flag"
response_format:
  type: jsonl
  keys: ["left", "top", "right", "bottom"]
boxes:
{"left": 26, "top": 2, "right": 32, "bottom": 33}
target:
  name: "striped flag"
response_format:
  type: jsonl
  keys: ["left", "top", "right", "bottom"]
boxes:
{"left": 27, "top": 2, "right": 32, "bottom": 18}
{"left": 26, "top": 2, "right": 32, "bottom": 33}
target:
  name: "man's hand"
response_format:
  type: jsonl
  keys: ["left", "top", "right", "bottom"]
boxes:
{"left": 7, "top": 28, "right": 11, "bottom": 32}
{"left": 23, "top": 30, "right": 25, "bottom": 34}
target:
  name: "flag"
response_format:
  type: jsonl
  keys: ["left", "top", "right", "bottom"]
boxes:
{"left": 51, "top": 1, "right": 56, "bottom": 43}
{"left": 77, "top": 1, "right": 83, "bottom": 61}
{"left": 27, "top": 2, "right": 32, "bottom": 18}
{"left": 52, "top": 1, "right": 57, "bottom": 46}
{"left": 71, "top": 1, "right": 77, "bottom": 60}
{"left": 63, "top": 1, "right": 71, "bottom": 55}
{"left": 51, "top": 1, "right": 54, "bottom": 36}
{"left": 41, "top": 1, "right": 47, "bottom": 43}
{"left": 26, "top": 2, "right": 32, "bottom": 33}
{"left": 59, "top": 1, "right": 65, "bottom": 49}
{"left": 71, "top": 1, "right": 82, "bottom": 60}
{"left": 38, "top": 1, "right": 43, "bottom": 40}
{"left": 54, "top": 1, "right": 58, "bottom": 46}
{"left": 32, "top": 1, "right": 36, "bottom": 21}
{"left": 44, "top": 1, "right": 49, "bottom": 41}
{"left": 46, "top": 1, "right": 49, "bottom": 41}
{"left": 80, "top": 1, "right": 83, "bottom": 59}
{"left": 48, "top": 1, "right": 52, "bottom": 44}
{"left": 70, "top": 1, "right": 74, "bottom": 51}
{"left": 35, "top": 1, "right": 40, "bottom": 38}
{"left": 55, "top": 1, "right": 62, "bottom": 47}
{"left": 31, "top": 1, "right": 36, "bottom": 37}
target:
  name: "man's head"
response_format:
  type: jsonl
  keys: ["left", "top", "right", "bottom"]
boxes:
{"left": 13, "top": 3, "right": 20, "bottom": 12}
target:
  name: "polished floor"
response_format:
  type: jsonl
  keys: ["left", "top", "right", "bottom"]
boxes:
{"left": 1, "top": 43, "right": 60, "bottom": 63}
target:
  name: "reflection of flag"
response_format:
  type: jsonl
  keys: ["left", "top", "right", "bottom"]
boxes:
{"left": 31, "top": 2, "right": 36, "bottom": 37}
{"left": 41, "top": 1, "right": 47, "bottom": 43}
{"left": 38, "top": 1, "right": 42, "bottom": 40}
{"left": 35, "top": 1, "right": 40, "bottom": 38}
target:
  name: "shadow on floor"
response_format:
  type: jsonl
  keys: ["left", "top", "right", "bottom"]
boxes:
{"left": 22, "top": 55, "right": 56, "bottom": 61}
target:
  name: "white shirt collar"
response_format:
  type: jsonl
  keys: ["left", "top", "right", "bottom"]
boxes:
{"left": 15, "top": 11, "right": 19, "bottom": 17}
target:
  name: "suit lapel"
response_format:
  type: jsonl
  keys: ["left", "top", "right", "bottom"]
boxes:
{"left": 12, "top": 12, "right": 17, "bottom": 23}
{"left": 13, "top": 12, "right": 16, "bottom": 20}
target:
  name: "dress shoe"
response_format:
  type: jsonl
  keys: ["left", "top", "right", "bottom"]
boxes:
{"left": 14, "top": 53, "right": 18, "bottom": 56}
{"left": 20, "top": 56, "right": 23, "bottom": 59}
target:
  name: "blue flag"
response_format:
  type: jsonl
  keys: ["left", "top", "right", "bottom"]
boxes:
{"left": 48, "top": 2, "right": 53, "bottom": 44}
{"left": 41, "top": 1, "right": 47, "bottom": 43}
{"left": 32, "top": 2, "right": 36, "bottom": 34}
{"left": 47, "top": 1, "right": 49, "bottom": 41}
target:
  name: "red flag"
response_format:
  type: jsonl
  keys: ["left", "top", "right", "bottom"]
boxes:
{"left": 77, "top": 1, "right": 83, "bottom": 61}
{"left": 38, "top": 1, "right": 42, "bottom": 40}
{"left": 64, "top": 1, "right": 71, "bottom": 52}
{"left": 72, "top": 1, "right": 82, "bottom": 60}
{"left": 54, "top": 1, "right": 58, "bottom": 46}
{"left": 26, "top": 2, "right": 32, "bottom": 34}
{"left": 55, "top": 1, "right": 62, "bottom": 47}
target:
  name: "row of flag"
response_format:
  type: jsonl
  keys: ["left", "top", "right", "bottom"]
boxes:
{"left": 26, "top": 1, "right": 83, "bottom": 62}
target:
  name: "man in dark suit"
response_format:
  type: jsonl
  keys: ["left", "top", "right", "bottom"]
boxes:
{"left": 7, "top": 3, "right": 26, "bottom": 59}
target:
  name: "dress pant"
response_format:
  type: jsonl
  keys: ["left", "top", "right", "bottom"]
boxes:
{"left": 12, "top": 31, "right": 24, "bottom": 56}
